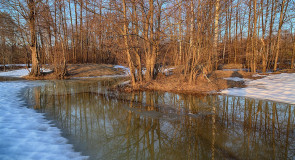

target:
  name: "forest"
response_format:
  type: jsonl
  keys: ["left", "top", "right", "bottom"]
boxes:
{"left": 0, "top": 0, "right": 295, "bottom": 85}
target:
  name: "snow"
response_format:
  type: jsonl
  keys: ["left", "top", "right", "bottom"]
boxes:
{"left": 0, "top": 68, "right": 53, "bottom": 77}
{"left": 40, "top": 68, "right": 53, "bottom": 73}
{"left": 224, "top": 77, "right": 251, "bottom": 82}
{"left": 114, "top": 65, "right": 130, "bottom": 75}
{"left": 0, "top": 68, "right": 30, "bottom": 77}
{"left": 0, "top": 64, "right": 29, "bottom": 67}
{"left": 222, "top": 73, "right": 295, "bottom": 104}
{"left": 0, "top": 81, "right": 88, "bottom": 160}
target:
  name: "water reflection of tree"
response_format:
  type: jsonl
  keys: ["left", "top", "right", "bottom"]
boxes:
{"left": 30, "top": 81, "right": 295, "bottom": 159}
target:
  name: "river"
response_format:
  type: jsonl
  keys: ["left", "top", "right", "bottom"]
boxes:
{"left": 23, "top": 78, "right": 295, "bottom": 159}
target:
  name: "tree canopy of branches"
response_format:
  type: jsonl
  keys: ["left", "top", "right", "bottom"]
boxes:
{"left": 0, "top": 0, "right": 294, "bottom": 82}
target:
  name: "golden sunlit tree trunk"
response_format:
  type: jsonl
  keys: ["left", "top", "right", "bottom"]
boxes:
{"left": 274, "top": 0, "right": 288, "bottom": 71}
{"left": 261, "top": 0, "right": 269, "bottom": 73}
{"left": 213, "top": 0, "right": 220, "bottom": 70}
{"left": 185, "top": 0, "right": 194, "bottom": 81}
{"left": 28, "top": 0, "right": 40, "bottom": 76}
{"left": 122, "top": 0, "right": 136, "bottom": 86}
{"left": 131, "top": 0, "right": 143, "bottom": 82}
{"left": 144, "top": 0, "right": 156, "bottom": 81}
{"left": 252, "top": 0, "right": 257, "bottom": 73}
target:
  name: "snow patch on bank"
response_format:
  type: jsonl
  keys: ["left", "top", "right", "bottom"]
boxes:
{"left": 0, "top": 68, "right": 30, "bottom": 77}
{"left": 114, "top": 65, "right": 130, "bottom": 75}
{"left": 222, "top": 73, "right": 295, "bottom": 104}
{"left": 0, "top": 81, "right": 87, "bottom": 160}
{"left": 0, "top": 64, "right": 29, "bottom": 67}
{"left": 224, "top": 77, "right": 251, "bottom": 82}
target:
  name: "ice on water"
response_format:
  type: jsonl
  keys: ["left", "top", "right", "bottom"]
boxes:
{"left": 222, "top": 73, "right": 295, "bottom": 104}
{"left": 0, "top": 82, "right": 87, "bottom": 160}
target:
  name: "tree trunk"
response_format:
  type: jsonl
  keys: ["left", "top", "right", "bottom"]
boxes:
{"left": 252, "top": 0, "right": 257, "bottom": 73}
{"left": 274, "top": 0, "right": 288, "bottom": 71}
{"left": 80, "top": 0, "right": 83, "bottom": 63}
{"left": 132, "top": 1, "right": 143, "bottom": 82}
{"left": 261, "top": 0, "right": 269, "bottom": 73}
{"left": 268, "top": 0, "right": 278, "bottom": 70}
{"left": 123, "top": 0, "right": 136, "bottom": 86}
{"left": 28, "top": 0, "right": 40, "bottom": 76}
{"left": 145, "top": 0, "right": 156, "bottom": 81}
{"left": 213, "top": 0, "right": 220, "bottom": 69}
{"left": 292, "top": 34, "right": 295, "bottom": 68}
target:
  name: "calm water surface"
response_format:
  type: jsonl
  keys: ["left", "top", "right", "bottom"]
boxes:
{"left": 25, "top": 79, "right": 295, "bottom": 160}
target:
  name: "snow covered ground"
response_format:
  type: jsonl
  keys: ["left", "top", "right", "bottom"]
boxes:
{"left": 0, "top": 68, "right": 30, "bottom": 77}
{"left": 222, "top": 73, "right": 295, "bottom": 104}
{"left": 0, "top": 64, "right": 29, "bottom": 67}
{"left": 0, "top": 69, "right": 87, "bottom": 159}
{"left": 0, "top": 81, "right": 88, "bottom": 160}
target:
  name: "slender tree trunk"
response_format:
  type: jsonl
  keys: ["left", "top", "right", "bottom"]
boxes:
{"left": 213, "top": 0, "right": 220, "bottom": 70}
{"left": 85, "top": 0, "right": 89, "bottom": 63}
{"left": 74, "top": 0, "right": 78, "bottom": 63}
{"left": 68, "top": 0, "right": 75, "bottom": 64}
{"left": 132, "top": 0, "right": 143, "bottom": 82}
{"left": 262, "top": 0, "right": 269, "bottom": 72}
{"left": 80, "top": 0, "right": 83, "bottom": 63}
{"left": 234, "top": 1, "right": 238, "bottom": 64}
{"left": 274, "top": 0, "right": 288, "bottom": 71}
{"left": 252, "top": 0, "right": 257, "bottom": 73}
{"left": 123, "top": 0, "right": 136, "bottom": 86}
{"left": 178, "top": 0, "right": 183, "bottom": 65}
{"left": 145, "top": 0, "right": 155, "bottom": 81}
{"left": 28, "top": 0, "right": 40, "bottom": 76}
{"left": 188, "top": 0, "right": 195, "bottom": 83}
{"left": 185, "top": 0, "right": 194, "bottom": 80}
{"left": 246, "top": 1, "right": 252, "bottom": 71}
{"left": 268, "top": 0, "right": 278, "bottom": 70}
{"left": 292, "top": 34, "right": 295, "bottom": 69}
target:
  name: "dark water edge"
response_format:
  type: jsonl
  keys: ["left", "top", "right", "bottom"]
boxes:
{"left": 23, "top": 79, "right": 295, "bottom": 160}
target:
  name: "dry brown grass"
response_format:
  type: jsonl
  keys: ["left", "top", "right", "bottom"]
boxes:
{"left": 66, "top": 64, "right": 124, "bottom": 78}
{"left": 124, "top": 70, "right": 250, "bottom": 94}
{"left": 23, "top": 64, "right": 126, "bottom": 80}
{"left": 218, "top": 63, "right": 243, "bottom": 69}
{"left": 209, "top": 70, "right": 253, "bottom": 78}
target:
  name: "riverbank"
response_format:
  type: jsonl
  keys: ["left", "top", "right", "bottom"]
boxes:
{"left": 1, "top": 63, "right": 295, "bottom": 103}
{"left": 24, "top": 64, "right": 128, "bottom": 80}
{"left": 123, "top": 70, "right": 251, "bottom": 94}
{"left": 0, "top": 64, "right": 128, "bottom": 80}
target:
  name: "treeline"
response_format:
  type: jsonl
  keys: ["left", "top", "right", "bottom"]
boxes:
{"left": 0, "top": 0, "right": 295, "bottom": 82}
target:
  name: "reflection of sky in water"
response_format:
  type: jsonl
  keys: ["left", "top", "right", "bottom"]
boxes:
{"left": 25, "top": 80, "right": 295, "bottom": 160}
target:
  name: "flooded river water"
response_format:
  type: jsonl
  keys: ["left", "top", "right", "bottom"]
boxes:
{"left": 24, "top": 79, "right": 295, "bottom": 159}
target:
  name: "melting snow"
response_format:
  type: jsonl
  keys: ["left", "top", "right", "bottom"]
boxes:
{"left": 114, "top": 65, "right": 130, "bottom": 75}
{"left": 0, "top": 81, "right": 88, "bottom": 160}
{"left": 224, "top": 77, "right": 251, "bottom": 82}
{"left": 0, "top": 64, "right": 29, "bottom": 67}
{"left": 0, "top": 68, "right": 30, "bottom": 77}
{"left": 222, "top": 73, "right": 295, "bottom": 104}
